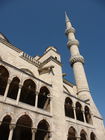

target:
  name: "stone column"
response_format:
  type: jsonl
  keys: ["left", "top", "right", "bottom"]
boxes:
{"left": 8, "top": 124, "right": 15, "bottom": 140}
{"left": 83, "top": 110, "right": 86, "bottom": 123}
{"left": 4, "top": 79, "right": 11, "bottom": 101}
{"left": 32, "top": 128, "right": 36, "bottom": 140}
{"left": 73, "top": 107, "right": 76, "bottom": 119}
{"left": 16, "top": 85, "right": 22, "bottom": 105}
{"left": 48, "top": 131, "right": 52, "bottom": 140}
{"left": 35, "top": 91, "right": 38, "bottom": 108}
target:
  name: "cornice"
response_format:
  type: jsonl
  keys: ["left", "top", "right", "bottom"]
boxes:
{"left": 40, "top": 56, "right": 62, "bottom": 67}
{"left": 20, "top": 52, "right": 41, "bottom": 67}
{"left": 0, "top": 38, "right": 22, "bottom": 53}
{"left": 0, "top": 59, "right": 52, "bottom": 87}
{"left": 63, "top": 78, "right": 74, "bottom": 87}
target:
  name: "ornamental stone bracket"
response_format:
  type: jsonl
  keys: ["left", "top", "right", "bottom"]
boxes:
{"left": 38, "top": 65, "right": 54, "bottom": 75}
{"left": 70, "top": 55, "right": 84, "bottom": 66}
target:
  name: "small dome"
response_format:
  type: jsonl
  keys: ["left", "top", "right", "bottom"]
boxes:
{"left": 0, "top": 33, "right": 9, "bottom": 42}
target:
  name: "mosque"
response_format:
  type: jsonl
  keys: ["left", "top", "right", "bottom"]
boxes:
{"left": 0, "top": 13, "right": 104, "bottom": 140}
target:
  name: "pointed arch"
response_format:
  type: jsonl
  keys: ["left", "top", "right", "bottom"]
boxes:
{"left": 0, "top": 115, "right": 12, "bottom": 140}
{"left": 19, "top": 79, "right": 36, "bottom": 106}
{"left": 84, "top": 106, "right": 92, "bottom": 124}
{"left": 35, "top": 119, "right": 50, "bottom": 140}
{"left": 90, "top": 132, "right": 96, "bottom": 140}
{"left": 67, "top": 127, "right": 77, "bottom": 140}
{"left": 7, "top": 77, "right": 20, "bottom": 100}
{"left": 65, "top": 97, "right": 74, "bottom": 118}
{"left": 75, "top": 102, "right": 84, "bottom": 122}
{"left": 12, "top": 115, "right": 32, "bottom": 140}
{"left": 38, "top": 86, "right": 50, "bottom": 111}
{"left": 80, "top": 130, "right": 87, "bottom": 140}
{"left": 0, "top": 65, "right": 9, "bottom": 96}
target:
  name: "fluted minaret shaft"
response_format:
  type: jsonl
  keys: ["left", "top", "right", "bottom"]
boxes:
{"left": 65, "top": 13, "right": 90, "bottom": 101}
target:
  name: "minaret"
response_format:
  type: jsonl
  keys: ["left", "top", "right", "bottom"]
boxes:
{"left": 65, "top": 13, "right": 91, "bottom": 101}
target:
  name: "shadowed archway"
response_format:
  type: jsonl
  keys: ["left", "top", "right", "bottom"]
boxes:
{"left": 20, "top": 79, "right": 36, "bottom": 106}
{"left": 35, "top": 120, "right": 50, "bottom": 140}
{"left": 7, "top": 77, "right": 20, "bottom": 100}
{"left": 38, "top": 87, "right": 50, "bottom": 111}
{"left": 12, "top": 115, "right": 32, "bottom": 140}
{"left": 80, "top": 130, "right": 87, "bottom": 140}
{"left": 65, "top": 97, "right": 74, "bottom": 118}
{"left": 0, "top": 65, "right": 9, "bottom": 96}
{"left": 0, "top": 115, "right": 11, "bottom": 140}
{"left": 67, "top": 127, "right": 76, "bottom": 140}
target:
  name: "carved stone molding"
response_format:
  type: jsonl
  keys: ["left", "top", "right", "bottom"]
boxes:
{"left": 70, "top": 55, "right": 84, "bottom": 66}
{"left": 65, "top": 27, "right": 75, "bottom": 35}
{"left": 67, "top": 39, "right": 79, "bottom": 48}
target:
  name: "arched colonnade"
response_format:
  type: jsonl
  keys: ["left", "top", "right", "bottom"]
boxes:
{"left": 65, "top": 97, "right": 93, "bottom": 124}
{"left": 0, "top": 65, "right": 50, "bottom": 111}
{"left": 0, "top": 114, "right": 51, "bottom": 140}
{"left": 67, "top": 126, "right": 96, "bottom": 140}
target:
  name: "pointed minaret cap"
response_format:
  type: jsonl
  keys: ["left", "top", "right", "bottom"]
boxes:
{"left": 65, "top": 12, "right": 72, "bottom": 29}
{"left": 65, "top": 12, "right": 70, "bottom": 23}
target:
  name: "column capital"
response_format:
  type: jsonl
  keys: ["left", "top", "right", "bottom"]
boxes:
{"left": 19, "top": 84, "right": 22, "bottom": 88}
{"left": 48, "top": 131, "right": 52, "bottom": 138}
{"left": 35, "top": 91, "right": 39, "bottom": 95}
{"left": 76, "top": 136, "right": 81, "bottom": 140}
{"left": 9, "top": 124, "right": 15, "bottom": 130}
{"left": 8, "top": 78, "right": 12, "bottom": 84}
{"left": 32, "top": 128, "right": 37, "bottom": 133}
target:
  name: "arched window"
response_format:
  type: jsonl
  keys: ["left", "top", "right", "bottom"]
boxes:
{"left": 7, "top": 77, "right": 20, "bottom": 100}
{"left": 85, "top": 106, "right": 92, "bottom": 124}
{"left": 35, "top": 120, "right": 50, "bottom": 140}
{"left": 0, "top": 115, "right": 11, "bottom": 140}
{"left": 67, "top": 127, "right": 76, "bottom": 140}
{"left": 12, "top": 115, "right": 32, "bottom": 140}
{"left": 65, "top": 97, "right": 74, "bottom": 118}
{"left": 38, "top": 87, "right": 50, "bottom": 111}
{"left": 80, "top": 130, "right": 87, "bottom": 140}
{"left": 75, "top": 102, "right": 84, "bottom": 122}
{"left": 19, "top": 79, "right": 36, "bottom": 106}
{"left": 0, "top": 66, "right": 9, "bottom": 96}
{"left": 90, "top": 132, "right": 96, "bottom": 140}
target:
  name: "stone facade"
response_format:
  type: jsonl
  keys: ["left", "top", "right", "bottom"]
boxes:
{"left": 0, "top": 14, "right": 105, "bottom": 140}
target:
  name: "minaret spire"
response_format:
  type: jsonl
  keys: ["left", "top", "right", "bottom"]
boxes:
{"left": 65, "top": 13, "right": 91, "bottom": 102}
{"left": 65, "top": 12, "right": 72, "bottom": 29}
{"left": 65, "top": 12, "right": 70, "bottom": 23}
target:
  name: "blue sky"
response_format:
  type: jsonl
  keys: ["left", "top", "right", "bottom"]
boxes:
{"left": 0, "top": 0, "right": 105, "bottom": 123}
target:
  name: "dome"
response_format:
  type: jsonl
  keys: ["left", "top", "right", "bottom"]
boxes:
{"left": 0, "top": 33, "right": 9, "bottom": 42}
